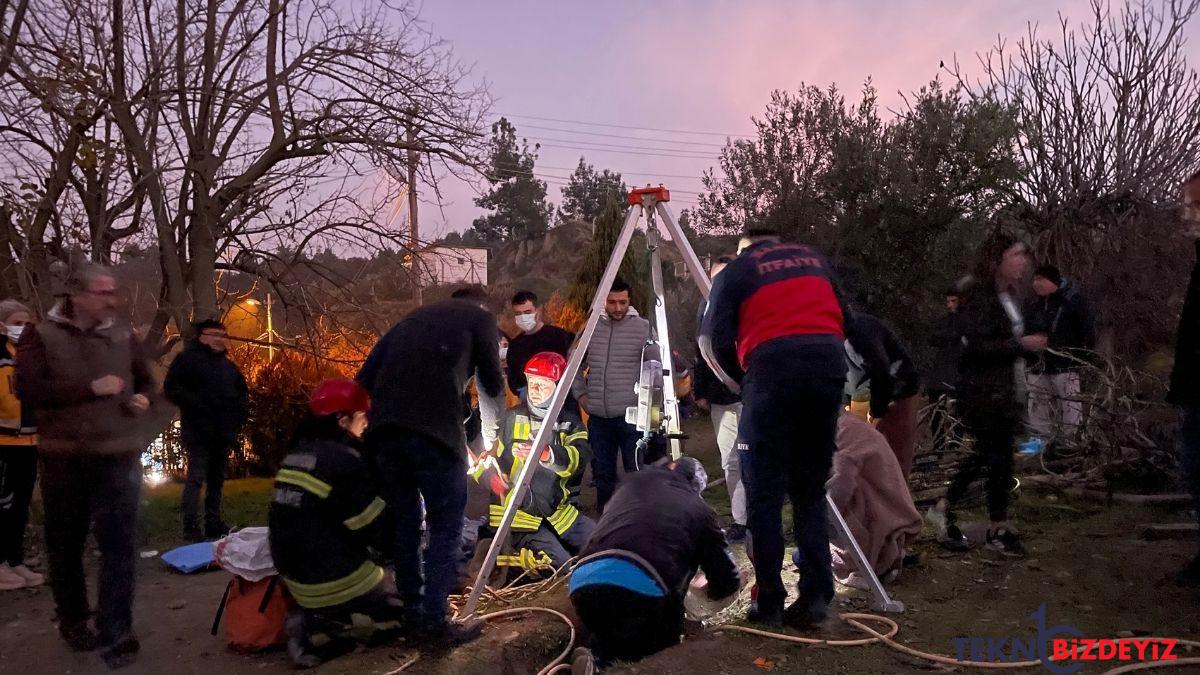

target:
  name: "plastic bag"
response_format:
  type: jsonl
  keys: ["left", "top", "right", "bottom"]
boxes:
{"left": 213, "top": 527, "right": 276, "bottom": 582}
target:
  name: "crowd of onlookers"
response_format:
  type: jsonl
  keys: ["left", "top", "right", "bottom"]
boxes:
{"left": 0, "top": 172, "right": 1196, "bottom": 672}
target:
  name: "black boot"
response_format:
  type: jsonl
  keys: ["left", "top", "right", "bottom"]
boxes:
{"left": 204, "top": 518, "right": 231, "bottom": 540}
{"left": 783, "top": 596, "right": 831, "bottom": 629}
{"left": 59, "top": 621, "right": 100, "bottom": 652}
{"left": 100, "top": 635, "right": 140, "bottom": 670}
{"left": 745, "top": 600, "right": 783, "bottom": 628}
{"left": 183, "top": 516, "right": 204, "bottom": 543}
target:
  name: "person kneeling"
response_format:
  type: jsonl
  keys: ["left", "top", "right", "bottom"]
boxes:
{"left": 269, "top": 379, "right": 400, "bottom": 668}
{"left": 472, "top": 352, "right": 594, "bottom": 580}
{"left": 569, "top": 458, "right": 744, "bottom": 669}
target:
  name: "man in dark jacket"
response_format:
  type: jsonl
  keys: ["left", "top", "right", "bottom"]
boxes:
{"left": 845, "top": 312, "right": 921, "bottom": 477}
{"left": 165, "top": 319, "right": 248, "bottom": 542}
{"left": 569, "top": 459, "right": 741, "bottom": 668}
{"left": 1026, "top": 265, "right": 1095, "bottom": 449}
{"left": 355, "top": 288, "right": 504, "bottom": 645}
{"left": 693, "top": 256, "right": 746, "bottom": 542}
{"left": 507, "top": 290, "right": 575, "bottom": 396}
{"left": 927, "top": 289, "right": 963, "bottom": 455}
{"left": 16, "top": 265, "right": 160, "bottom": 668}
{"left": 1171, "top": 170, "right": 1200, "bottom": 586}
{"left": 699, "top": 229, "right": 848, "bottom": 629}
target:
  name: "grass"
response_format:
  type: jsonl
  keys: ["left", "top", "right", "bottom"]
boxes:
{"left": 135, "top": 478, "right": 275, "bottom": 551}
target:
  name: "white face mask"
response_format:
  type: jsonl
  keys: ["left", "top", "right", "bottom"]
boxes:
{"left": 514, "top": 314, "right": 538, "bottom": 333}
{"left": 5, "top": 325, "right": 24, "bottom": 342}
{"left": 499, "top": 346, "right": 508, "bottom": 360}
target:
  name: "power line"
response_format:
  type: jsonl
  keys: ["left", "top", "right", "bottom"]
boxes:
{"left": 513, "top": 123, "right": 727, "bottom": 149}
{"left": 488, "top": 166, "right": 704, "bottom": 195}
{"left": 525, "top": 135, "right": 718, "bottom": 158}
{"left": 536, "top": 143, "right": 718, "bottom": 160}
{"left": 495, "top": 112, "right": 755, "bottom": 139}
{"left": 538, "top": 164, "right": 707, "bottom": 181}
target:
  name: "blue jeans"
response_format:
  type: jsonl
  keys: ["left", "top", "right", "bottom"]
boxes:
{"left": 588, "top": 415, "right": 642, "bottom": 513}
{"left": 738, "top": 346, "right": 844, "bottom": 612}
{"left": 370, "top": 431, "right": 467, "bottom": 628}
{"left": 1181, "top": 406, "right": 1200, "bottom": 538}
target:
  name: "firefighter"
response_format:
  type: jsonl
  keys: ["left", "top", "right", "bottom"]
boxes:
{"left": 268, "top": 379, "right": 401, "bottom": 668}
{"left": 699, "top": 228, "right": 850, "bottom": 629}
{"left": 471, "top": 351, "right": 594, "bottom": 578}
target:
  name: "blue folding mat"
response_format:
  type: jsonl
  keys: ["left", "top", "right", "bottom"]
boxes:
{"left": 161, "top": 542, "right": 216, "bottom": 574}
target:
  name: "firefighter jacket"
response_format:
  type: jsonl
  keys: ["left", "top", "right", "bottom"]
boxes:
{"left": 268, "top": 437, "right": 389, "bottom": 610}
{"left": 472, "top": 404, "right": 589, "bottom": 537}
{"left": 0, "top": 337, "right": 36, "bottom": 446}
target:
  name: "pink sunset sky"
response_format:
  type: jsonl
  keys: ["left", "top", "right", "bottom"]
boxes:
{"left": 413, "top": 0, "right": 1200, "bottom": 237}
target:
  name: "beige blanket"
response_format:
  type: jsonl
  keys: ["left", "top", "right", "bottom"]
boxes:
{"left": 827, "top": 412, "right": 921, "bottom": 583}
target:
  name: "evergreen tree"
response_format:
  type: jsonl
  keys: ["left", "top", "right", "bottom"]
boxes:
{"left": 559, "top": 157, "right": 627, "bottom": 223}
{"left": 567, "top": 194, "right": 647, "bottom": 313}
{"left": 472, "top": 118, "right": 552, "bottom": 242}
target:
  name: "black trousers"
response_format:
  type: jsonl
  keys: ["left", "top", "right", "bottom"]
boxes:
{"left": 180, "top": 435, "right": 230, "bottom": 531}
{"left": 571, "top": 585, "right": 683, "bottom": 665}
{"left": 738, "top": 341, "right": 845, "bottom": 612}
{"left": 0, "top": 445, "right": 37, "bottom": 566}
{"left": 945, "top": 388, "right": 1019, "bottom": 523}
{"left": 289, "top": 582, "right": 407, "bottom": 665}
{"left": 40, "top": 453, "right": 141, "bottom": 645}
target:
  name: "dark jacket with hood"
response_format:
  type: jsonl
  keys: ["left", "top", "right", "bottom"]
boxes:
{"left": 845, "top": 312, "right": 918, "bottom": 419}
{"left": 1170, "top": 241, "right": 1200, "bottom": 406}
{"left": 1025, "top": 279, "right": 1095, "bottom": 375}
{"left": 955, "top": 278, "right": 1030, "bottom": 420}
{"left": 579, "top": 467, "right": 739, "bottom": 600}
{"left": 356, "top": 299, "right": 504, "bottom": 455}
{"left": 164, "top": 340, "right": 248, "bottom": 445}
{"left": 16, "top": 303, "right": 158, "bottom": 455}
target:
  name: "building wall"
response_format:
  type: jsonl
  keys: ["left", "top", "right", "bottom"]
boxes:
{"left": 419, "top": 246, "right": 488, "bottom": 285}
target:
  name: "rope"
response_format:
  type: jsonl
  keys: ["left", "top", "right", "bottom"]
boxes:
{"left": 719, "top": 614, "right": 1200, "bottom": 673}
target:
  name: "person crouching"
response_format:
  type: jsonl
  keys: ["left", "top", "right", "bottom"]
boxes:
{"left": 268, "top": 379, "right": 400, "bottom": 668}
{"left": 568, "top": 458, "right": 744, "bottom": 669}
{"left": 471, "top": 351, "right": 594, "bottom": 579}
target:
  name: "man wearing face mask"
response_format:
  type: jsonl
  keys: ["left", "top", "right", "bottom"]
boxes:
{"left": 165, "top": 319, "right": 249, "bottom": 542}
{"left": 0, "top": 300, "right": 41, "bottom": 592}
{"left": 506, "top": 291, "right": 575, "bottom": 399}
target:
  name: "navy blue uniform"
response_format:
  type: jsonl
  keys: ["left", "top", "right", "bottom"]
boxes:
{"left": 699, "top": 240, "right": 848, "bottom": 618}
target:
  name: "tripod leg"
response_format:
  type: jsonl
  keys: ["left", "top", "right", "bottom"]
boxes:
{"left": 826, "top": 494, "right": 905, "bottom": 613}
{"left": 462, "top": 204, "right": 644, "bottom": 619}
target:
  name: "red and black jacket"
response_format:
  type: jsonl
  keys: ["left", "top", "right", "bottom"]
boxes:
{"left": 700, "top": 240, "right": 848, "bottom": 383}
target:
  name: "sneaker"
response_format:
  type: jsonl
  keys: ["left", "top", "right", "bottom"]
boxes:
{"left": 10, "top": 564, "right": 44, "bottom": 586}
{"left": 0, "top": 564, "right": 26, "bottom": 591}
{"left": 938, "top": 524, "right": 970, "bottom": 551}
{"left": 924, "top": 504, "right": 948, "bottom": 534}
{"left": 100, "top": 635, "right": 140, "bottom": 670}
{"left": 745, "top": 601, "right": 783, "bottom": 628}
{"left": 1177, "top": 555, "right": 1200, "bottom": 587}
{"left": 783, "top": 597, "right": 831, "bottom": 629}
{"left": 417, "top": 617, "right": 483, "bottom": 648}
{"left": 985, "top": 526, "right": 1024, "bottom": 555}
{"left": 59, "top": 621, "right": 101, "bottom": 652}
{"left": 725, "top": 523, "right": 748, "bottom": 544}
{"left": 571, "top": 647, "right": 597, "bottom": 675}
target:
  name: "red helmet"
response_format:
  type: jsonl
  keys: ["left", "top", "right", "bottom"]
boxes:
{"left": 309, "top": 378, "right": 371, "bottom": 417}
{"left": 524, "top": 351, "right": 567, "bottom": 382}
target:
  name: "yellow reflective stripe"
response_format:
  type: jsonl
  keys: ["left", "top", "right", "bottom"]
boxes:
{"left": 343, "top": 497, "right": 386, "bottom": 531}
{"left": 488, "top": 504, "right": 542, "bottom": 531}
{"left": 276, "top": 469, "right": 332, "bottom": 499}
{"left": 498, "top": 550, "right": 554, "bottom": 571}
{"left": 469, "top": 462, "right": 487, "bottom": 481}
{"left": 547, "top": 504, "right": 579, "bottom": 535}
{"left": 283, "top": 561, "right": 384, "bottom": 609}
{"left": 563, "top": 431, "right": 588, "bottom": 444}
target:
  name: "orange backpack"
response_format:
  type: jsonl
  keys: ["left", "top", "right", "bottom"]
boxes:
{"left": 211, "top": 575, "right": 294, "bottom": 652}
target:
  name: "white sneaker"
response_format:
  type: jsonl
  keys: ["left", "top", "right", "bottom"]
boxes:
{"left": 0, "top": 564, "right": 26, "bottom": 591}
{"left": 10, "top": 564, "right": 43, "bottom": 586}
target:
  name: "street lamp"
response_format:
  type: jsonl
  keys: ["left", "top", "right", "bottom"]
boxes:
{"left": 235, "top": 295, "right": 274, "bottom": 362}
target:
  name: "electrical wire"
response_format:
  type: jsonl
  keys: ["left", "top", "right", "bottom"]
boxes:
{"left": 494, "top": 112, "right": 755, "bottom": 139}
{"left": 512, "top": 123, "right": 729, "bottom": 148}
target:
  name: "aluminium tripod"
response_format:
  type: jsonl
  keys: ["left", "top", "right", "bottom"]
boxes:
{"left": 462, "top": 185, "right": 904, "bottom": 618}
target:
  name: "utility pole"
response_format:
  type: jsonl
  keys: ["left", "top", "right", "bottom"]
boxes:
{"left": 407, "top": 121, "right": 422, "bottom": 305}
{"left": 265, "top": 292, "right": 274, "bottom": 362}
